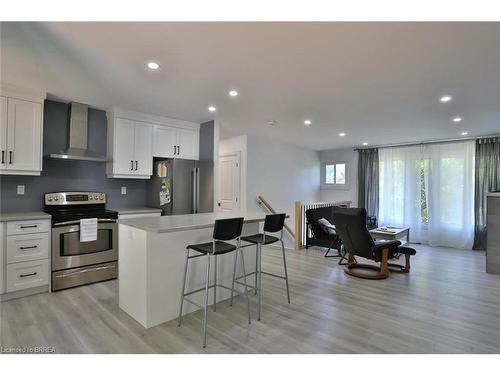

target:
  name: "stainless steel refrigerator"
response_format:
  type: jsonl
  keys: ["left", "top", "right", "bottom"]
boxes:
{"left": 148, "top": 158, "right": 214, "bottom": 215}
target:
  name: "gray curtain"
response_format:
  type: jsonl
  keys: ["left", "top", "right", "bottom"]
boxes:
{"left": 473, "top": 137, "right": 500, "bottom": 250}
{"left": 358, "top": 148, "right": 379, "bottom": 217}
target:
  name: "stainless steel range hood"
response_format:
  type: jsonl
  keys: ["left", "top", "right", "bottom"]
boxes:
{"left": 49, "top": 102, "right": 108, "bottom": 162}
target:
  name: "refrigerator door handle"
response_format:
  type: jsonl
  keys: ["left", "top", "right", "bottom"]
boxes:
{"left": 192, "top": 168, "right": 197, "bottom": 214}
{"left": 195, "top": 167, "right": 200, "bottom": 214}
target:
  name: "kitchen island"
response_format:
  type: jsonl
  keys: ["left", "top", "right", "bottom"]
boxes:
{"left": 118, "top": 212, "right": 264, "bottom": 328}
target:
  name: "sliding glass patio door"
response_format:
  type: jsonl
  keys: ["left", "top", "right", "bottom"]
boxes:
{"left": 378, "top": 141, "right": 475, "bottom": 249}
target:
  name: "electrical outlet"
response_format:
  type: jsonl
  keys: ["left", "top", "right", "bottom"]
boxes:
{"left": 121, "top": 186, "right": 127, "bottom": 195}
{"left": 17, "top": 185, "right": 25, "bottom": 195}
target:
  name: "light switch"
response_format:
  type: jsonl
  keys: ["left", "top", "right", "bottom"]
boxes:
{"left": 17, "top": 185, "right": 25, "bottom": 195}
{"left": 121, "top": 186, "right": 127, "bottom": 195}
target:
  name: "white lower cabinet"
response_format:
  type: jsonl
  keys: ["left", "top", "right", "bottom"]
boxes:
{"left": 6, "top": 232, "right": 49, "bottom": 264}
{"left": 6, "top": 259, "right": 49, "bottom": 292}
{"left": 0, "top": 218, "right": 50, "bottom": 298}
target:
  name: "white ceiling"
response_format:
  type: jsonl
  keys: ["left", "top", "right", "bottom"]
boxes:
{"left": 1, "top": 22, "right": 499, "bottom": 150}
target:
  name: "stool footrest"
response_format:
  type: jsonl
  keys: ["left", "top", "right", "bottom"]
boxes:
{"left": 234, "top": 270, "right": 287, "bottom": 281}
{"left": 183, "top": 283, "right": 250, "bottom": 298}
{"left": 234, "top": 279, "right": 257, "bottom": 290}
{"left": 183, "top": 297, "right": 203, "bottom": 309}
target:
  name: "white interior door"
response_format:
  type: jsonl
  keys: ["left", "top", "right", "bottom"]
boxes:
{"left": 113, "top": 118, "right": 136, "bottom": 174}
{"left": 218, "top": 153, "right": 240, "bottom": 212}
{"left": 6, "top": 98, "right": 42, "bottom": 171}
{"left": 133, "top": 121, "right": 153, "bottom": 176}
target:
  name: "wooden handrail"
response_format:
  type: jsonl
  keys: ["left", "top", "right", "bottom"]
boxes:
{"left": 256, "top": 195, "right": 295, "bottom": 240}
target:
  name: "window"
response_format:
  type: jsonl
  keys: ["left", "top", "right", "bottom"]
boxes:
{"left": 324, "top": 163, "right": 346, "bottom": 185}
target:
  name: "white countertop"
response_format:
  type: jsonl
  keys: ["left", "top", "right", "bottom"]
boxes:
{"left": 113, "top": 207, "right": 163, "bottom": 215}
{"left": 118, "top": 211, "right": 269, "bottom": 233}
{"left": 0, "top": 211, "right": 51, "bottom": 222}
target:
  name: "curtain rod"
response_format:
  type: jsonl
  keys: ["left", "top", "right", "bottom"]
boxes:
{"left": 353, "top": 134, "right": 500, "bottom": 151}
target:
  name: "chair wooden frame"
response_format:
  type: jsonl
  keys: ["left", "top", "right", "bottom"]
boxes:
{"left": 344, "top": 248, "right": 390, "bottom": 280}
{"left": 387, "top": 253, "right": 411, "bottom": 273}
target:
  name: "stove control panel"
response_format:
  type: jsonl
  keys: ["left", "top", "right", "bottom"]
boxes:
{"left": 45, "top": 192, "right": 106, "bottom": 205}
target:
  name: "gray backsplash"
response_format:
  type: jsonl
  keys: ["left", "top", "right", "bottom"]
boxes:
{"left": 0, "top": 100, "right": 149, "bottom": 212}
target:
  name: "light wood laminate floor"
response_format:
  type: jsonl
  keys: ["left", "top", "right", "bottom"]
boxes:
{"left": 1, "top": 244, "right": 500, "bottom": 353}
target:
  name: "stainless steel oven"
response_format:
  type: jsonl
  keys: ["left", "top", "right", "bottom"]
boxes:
{"left": 45, "top": 192, "right": 118, "bottom": 291}
{"left": 51, "top": 219, "right": 117, "bottom": 270}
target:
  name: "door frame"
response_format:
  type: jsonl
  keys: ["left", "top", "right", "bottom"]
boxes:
{"left": 218, "top": 151, "right": 241, "bottom": 212}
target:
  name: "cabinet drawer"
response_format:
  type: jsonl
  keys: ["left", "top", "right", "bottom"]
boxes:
{"left": 7, "top": 219, "right": 50, "bottom": 235}
{"left": 6, "top": 259, "right": 49, "bottom": 292}
{"left": 7, "top": 232, "right": 49, "bottom": 264}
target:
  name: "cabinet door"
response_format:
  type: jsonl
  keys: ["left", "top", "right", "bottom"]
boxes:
{"left": 6, "top": 98, "right": 42, "bottom": 171}
{"left": 113, "top": 118, "right": 136, "bottom": 174}
{"left": 177, "top": 128, "right": 198, "bottom": 160}
{"left": 0, "top": 97, "right": 7, "bottom": 170}
{"left": 133, "top": 121, "right": 153, "bottom": 176}
{"left": 153, "top": 125, "right": 176, "bottom": 158}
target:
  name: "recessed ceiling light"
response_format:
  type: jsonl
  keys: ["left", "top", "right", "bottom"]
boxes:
{"left": 440, "top": 95, "right": 452, "bottom": 103}
{"left": 452, "top": 117, "right": 462, "bottom": 123}
{"left": 208, "top": 106, "right": 216, "bottom": 112}
{"left": 229, "top": 90, "right": 238, "bottom": 97}
{"left": 304, "top": 119, "right": 312, "bottom": 126}
{"left": 339, "top": 133, "right": 346, "bottom": 137}
{"left": 267, "top": 120, "right": 278, "bottom": 126}
{"left": 362, "top": 142, "right": 368, "bottom": 146}
{"left": 147, "top": 61, "right": 160, "bottom": 70}
{"left": 461, "top": 131, "right": 468, "bottom": 136}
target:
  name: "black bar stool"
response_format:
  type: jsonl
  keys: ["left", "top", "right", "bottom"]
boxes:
{"left": 231, "top": 213, "right": 290, "bottom": 320}
{"left": 178, "top": 217, "right": 252, "bottom": 348}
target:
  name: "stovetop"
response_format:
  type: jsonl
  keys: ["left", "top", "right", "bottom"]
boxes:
{"left": 45, "top": 207, "right": 118, "bottom": 224}
{"left": 43, "top": 191, "right": 117, "bottom": 224}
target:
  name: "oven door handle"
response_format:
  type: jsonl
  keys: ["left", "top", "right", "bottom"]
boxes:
{"left": 53, "top": 218, "right": 117, "bottom": 227}
{"left": 54, "top": 264, "right": 117, "bottom": 278}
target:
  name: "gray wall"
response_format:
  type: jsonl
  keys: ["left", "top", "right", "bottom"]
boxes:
{"left": 318, "top": 147, "right": 359, "bottom": 206}
{"left": 199, "top": 121, "right": 214, "bottom": 161}
{"left": 0, "top": 100, "right": 149, "bottom": 212}
{"left": 245, "top": 134, "right": 321, "bottom": 247}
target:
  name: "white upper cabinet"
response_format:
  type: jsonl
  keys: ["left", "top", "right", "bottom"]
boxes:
{"left": 0, "top": 97, "right": 7, "bottom": 170}
{"left": 133, "top": 121, "right": 153, "bottom": 175}
{"left": 176, "top": 128, "right": 198, "bottom": 160}
{"left": 107, "top": 109, "right": 198, "bottom": 179}
{"left": 0, "top": 84, "right": 45, "bottom": 176}
{"left": 153, "top": 125, "right": 199, "bottom": 160}
{"left": 153, "top": 125, "right": 177, "bottom": 158}
{"left": 107, "top": 115, "right": 153, "bottom": 179}
{"left": 112, "top": 118, "right": 136, "bottom": 175}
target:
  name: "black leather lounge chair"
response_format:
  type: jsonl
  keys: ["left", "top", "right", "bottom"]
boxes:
{"left": 305, "top": 206, "right": 346, "bottom": 264}
{"left": 332, "top": 207, "right": 416, "bottom": 279}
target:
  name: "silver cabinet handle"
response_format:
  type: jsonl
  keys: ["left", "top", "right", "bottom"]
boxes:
{"left": 20, "top": 225, "right": 38, "bottom": 229}
{"left": 135, "top": 160, "right": 138, "bottom": 170}
{"left": 173, "top": 145, "right": 177, "bottom": 155}
{"left": 130, "top": 160, "right": 134, "bottom": 170}
{"left": 9, "top": 151, "right": 13, "bottom": 164}
{"left": 1, "top": 150, "right": 4, "bottom": 164}
{"left": 177, "top": 145, "right": 180, "bottom": 155}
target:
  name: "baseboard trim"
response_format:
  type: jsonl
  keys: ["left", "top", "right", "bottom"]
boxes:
{"left": 0, "top": 285, "right": 49, "bottom": 302}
